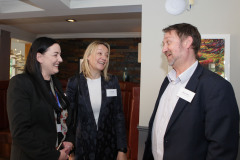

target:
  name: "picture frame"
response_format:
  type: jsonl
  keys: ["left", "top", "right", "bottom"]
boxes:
{"left": 138, "top": 43, "right": 141, "bottom": 63}
{"left": 200, "top": 34, "right": 230, "bottom": 81}
{"left": 79, "top": 58, "right": 83, "bottom": 73}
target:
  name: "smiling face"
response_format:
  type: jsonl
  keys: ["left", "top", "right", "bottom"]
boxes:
{"left": 37, "top": 43, "right": 63, "bottom": 80}
{"left": 162, "top": 30, "right": 187, "bottom": 68}
{"left": 87, "top": 44, "right": 109, "bottom": 77}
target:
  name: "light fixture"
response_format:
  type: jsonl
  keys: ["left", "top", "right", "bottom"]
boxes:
{"left": 66, "top": 19, "right": 76, "bottom": 22}
{"left": 165, "top": 0, "right": 186, "bottom": 15}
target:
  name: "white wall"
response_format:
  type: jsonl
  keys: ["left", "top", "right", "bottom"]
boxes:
{"left": 140, "top": 0, "right": 240, "bottom": 126}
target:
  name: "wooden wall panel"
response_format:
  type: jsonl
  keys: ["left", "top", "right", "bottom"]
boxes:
{"left": 0, "top": 81, "right": 9, "bottom": 129}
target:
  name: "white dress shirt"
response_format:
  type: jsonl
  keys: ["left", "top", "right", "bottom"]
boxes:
{"left": 152, "top": 61, "right": 198, "bottom": 160}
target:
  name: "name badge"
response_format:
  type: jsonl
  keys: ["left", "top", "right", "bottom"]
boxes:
{"left": 106, "top": 89, "right": 117, "bottom": 97}
{"left": 177, "top": 87, "right": 195, "bottom": 103}
{"left": 57, "top": 124, "right": 62, "bottom": 132}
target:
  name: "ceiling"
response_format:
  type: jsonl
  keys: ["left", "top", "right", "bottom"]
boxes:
{"left": 0, "top": 0, "right": 142, "bottom": 39}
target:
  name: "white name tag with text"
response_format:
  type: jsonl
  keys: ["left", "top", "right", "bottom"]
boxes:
{"left": 106, "top": 89, "right": 117, "bottom": 97}
{"left": 57, "top": 124, "right": 62, "bottom": 132}
{"left": 177, "top": 87, "right": 195, "bottom": 103}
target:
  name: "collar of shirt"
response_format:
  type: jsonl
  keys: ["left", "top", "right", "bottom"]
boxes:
{"left": 167, "top": 61, "right": 198, "bottom": 84}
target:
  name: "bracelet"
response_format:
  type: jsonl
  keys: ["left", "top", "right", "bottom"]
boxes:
{"left": 118, "top": 148, "right": 127, "bottom": 153}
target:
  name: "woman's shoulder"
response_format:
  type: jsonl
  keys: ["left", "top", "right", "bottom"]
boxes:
{"left": 107, "top": 74, "right": 118, "bottom": 82}
{"left": 8, "top": 73, "right": 34, "bottom": 92}
{"left": 103, "top": 74, "right": 120, "bottom": 88}
{"left": 68, "top": 73, "right": 79, "bottom": 84}
{"left": 10, "top": 73, "right": 32, "bottom": 84}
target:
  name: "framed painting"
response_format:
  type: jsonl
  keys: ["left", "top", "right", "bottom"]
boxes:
{"left": 79, "top": 58, "right": 83, "bottom": 73}
{"left": 200, "top": 34, "right": 230, "bottom": 81}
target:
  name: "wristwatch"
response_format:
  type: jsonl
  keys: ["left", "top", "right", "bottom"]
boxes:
{"left": 118, "top": 148, "right": 127, "bottom": 153}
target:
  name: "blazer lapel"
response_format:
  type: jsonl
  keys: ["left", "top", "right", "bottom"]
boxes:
{"left": 30, "top": 75, "right": 57, "bottom": 122}
{"left": 79, "top": 74, "right": 98, "bottom": 129}
{"left": 165, "top": 63, "right": 203, "bottom": 134}
{"left": 97, "top": 76, "right": 107, "bottom": 127}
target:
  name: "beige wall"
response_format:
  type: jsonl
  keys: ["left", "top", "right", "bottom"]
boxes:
{"left": 140, "top": 0, "right": 240, "bottom": 126}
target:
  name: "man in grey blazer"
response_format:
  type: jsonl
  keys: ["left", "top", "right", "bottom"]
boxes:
{"left": 143, "top": 23, "right": 239, "bottom": 160}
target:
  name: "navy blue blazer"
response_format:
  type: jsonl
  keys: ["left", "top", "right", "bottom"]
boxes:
{"left": 143, "top": 63, "right": 239, "bottom": 160}
{"left": 66, "top": 73, "right": 127, "bottom": 160}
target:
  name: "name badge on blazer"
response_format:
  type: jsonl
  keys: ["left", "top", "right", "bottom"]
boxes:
{"left": 177, "top": 87, "right": 195, "bottom": 103}
{"left": 106, "top": 89, "right": 117, "bottom": 97}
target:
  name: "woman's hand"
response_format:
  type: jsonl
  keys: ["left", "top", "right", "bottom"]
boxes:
{"left": 63, "top": 141, "right": 74, "bottom": 155}
{"left": 117, "top": 151, "right": 127, "bottom": 160}
{"left": 58, "top": 149, "right": 69, "bottom": 160}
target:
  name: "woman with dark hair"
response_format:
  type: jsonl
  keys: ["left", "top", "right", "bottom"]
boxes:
{"left": 66, "top": 41, "right": 127, "bottom": 160}
{"left": 7, "top": 37, "right": 74, "bottom": 160}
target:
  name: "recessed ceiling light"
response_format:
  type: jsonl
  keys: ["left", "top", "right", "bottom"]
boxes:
{"left": 66, "top": 19, "right": 76, "bottom": 22}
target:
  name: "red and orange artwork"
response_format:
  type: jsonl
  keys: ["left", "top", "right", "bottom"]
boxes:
{"left": 199, "top": 39, "right": 225, "bottom": 78}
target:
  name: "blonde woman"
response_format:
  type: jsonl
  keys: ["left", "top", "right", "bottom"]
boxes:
{"left": 66, "top": 41, "right": 127, "bottom": 160}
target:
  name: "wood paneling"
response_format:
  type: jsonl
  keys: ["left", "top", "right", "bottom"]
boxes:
{"left": 0, "top": 30, "right": 11, "bottom": 81}
{"left": 56, "top": 38, "right": 141, "bottom": 83}
{"left": 0, "top": 81, "right": 10, "bottom": 159}
{"left": 0, "top": 81, "right": 9, "bottom": 129}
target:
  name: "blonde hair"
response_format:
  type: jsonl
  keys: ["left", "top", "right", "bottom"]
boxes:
{"left": 81, "top": 41, "right": 110, "bottom": 81}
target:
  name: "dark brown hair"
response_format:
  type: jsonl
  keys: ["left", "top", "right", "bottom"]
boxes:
{"left": 163, "top": 23, "right": 201, "bottom": 58}
{"left": 24, "top": 37, "right": 58, "bottom": 76}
